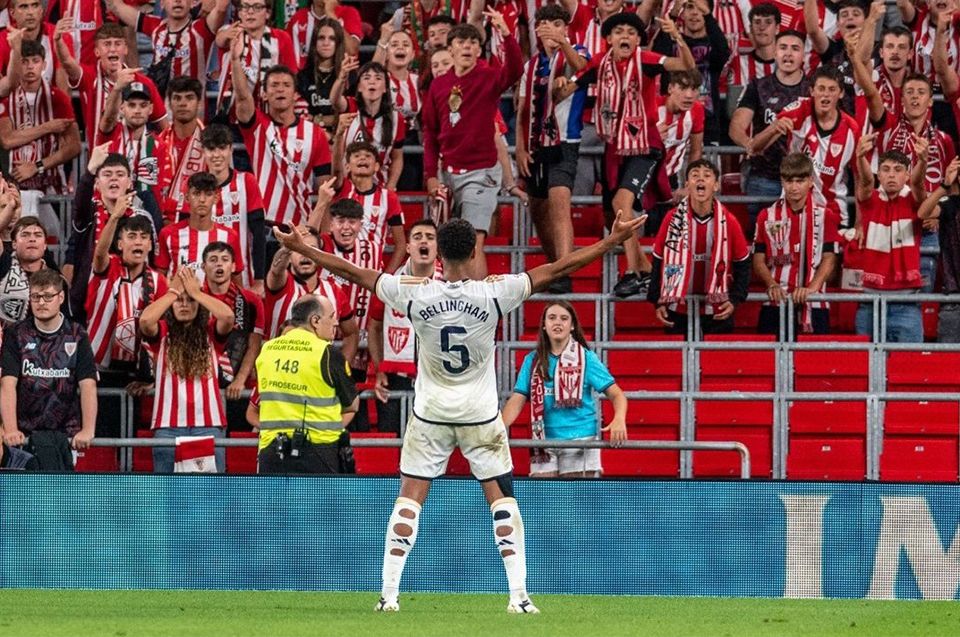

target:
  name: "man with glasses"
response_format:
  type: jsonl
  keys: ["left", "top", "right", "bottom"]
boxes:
{"left": 214, "top": 1, "right": 297, "bottom": 119}
{"left": 1, "top": 269, "right": 98, "bottom": 470}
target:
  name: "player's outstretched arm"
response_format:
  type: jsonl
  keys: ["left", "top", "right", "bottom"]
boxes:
{"left": 273, "top": 226, "right": 381, "bottom": 292}
{"left": 526, "top": 211, "right": 645, "bottom": 293}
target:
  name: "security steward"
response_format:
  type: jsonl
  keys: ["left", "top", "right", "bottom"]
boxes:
{"left": 255, "top": 295, "right": 358, "bottom": 473}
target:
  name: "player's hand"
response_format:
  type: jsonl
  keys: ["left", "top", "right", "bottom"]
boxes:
{"left": 853, "top": 222, "right": 864, "bottom": 249}
{"left": 114, "top": 67, "right": 142, "bottom": 91}
{"left": 339, "top": 54, "right": 359, "bottom": 81}
{"left": 336, "top": 112, "right": 357, "bottom": 137}
{"left": 483, "top": 9, "right": 509, "bottom": 37}
{"left": 869, "top": 0, "right": 885, "bottom": 22}
{"left": 938, "top": 9, "right": 953, "bottom": 32}
{"left": 87, "top": 142, "right": 112, "bottom": 174}
{"left": 46, "top": 118, "right": 74, "bottom": 134}
{"left": 125, "top": 381, "right": 154, "bottom": 397}
{"left": 426, "top": 177, "right": 441, "bottom": 198}
{"left": 273, "top": 224, "right": 308, "bottom": 252}
{"left": 316, "top": 176, "right": 337, "bottom": 207}
{"left": 792, "top": 286, "right": 813, "bottom": 305}
{"left": 655, "top": 304, "right": 674, "bottom": 327}
{"left": 535, "top": 22, "right": 566, "bottom": 46}
{"left": 609, "top": 209, "right": 647, "bottom": 245}
{"left": 857, "top": 132, "right": 878, "bottom": 158}
{"left": 913, "top": 133, "right": 930, "bottom": 163}
{"left": 659, "top": 15, "right": 680, "bottom": 40}
{"left": 111, "top": 191, "right": 134, "bottom": 220}
{"left": 178, "top": 268, "right": 202, "bottom": 298}
{"left": 515, "top": 146, "right": 531, "bottom": 178}
{"left": 54, "top": 17, "right": 73, "bottom": 42}
{"left": 6, "top": 27, "right": 23, "bottom": 51}
{"left": 601, "top": 417, "right": 627, "bottom": 447}
{"left": 379, "top": 20, "right": 396, "bottom": 44}
{"left": 766, "top": 283, "right": 786, "bottom": 305}
{"left": 923, "top": 217, "right": 940, "bottom": 233}
{"left": 2, "top": 426, "right": 25, "bottom": 447}
{"left": 945, "top": 158, "right": 960, "bottom": 189}
{"left": 71, "top": 430, "right": 94, "bottom": 451}
{"left": 842, "top": 30, "right": 860, "bottom": 58}
{"left": 714, "top": 301, "right": 735, "bottom": 321}
{"left": 772, "top": 117, "right": 793, "bottom": 137}
{"left": 551, "top": 76, "right": 576, "bottom": 102}
{"left": 374, "top": 371, "right": 390, "bottom": 403}
{"left": 10, "top": 161, "right": 38, "bottom": 183}
{"left": 229, "top": 24, "right": 245, "bottom": 60}
{"left": 225, "top": 378, "right": 246, "bottom": 401}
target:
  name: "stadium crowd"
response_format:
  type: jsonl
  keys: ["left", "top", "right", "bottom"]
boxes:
{"left": 1, "top": 0, "right": 960, "bottom": 472}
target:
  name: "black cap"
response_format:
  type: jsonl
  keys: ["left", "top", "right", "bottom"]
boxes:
{"left": 600, "top": 12, "right": 645, "bottom": 39}
{"left": 121, "top": 81, "right": 151, "bottom": 102}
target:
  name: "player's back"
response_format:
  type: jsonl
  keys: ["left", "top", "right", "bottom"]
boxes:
{"left": 375, "top": 272, "right": 531, "bottom": 425}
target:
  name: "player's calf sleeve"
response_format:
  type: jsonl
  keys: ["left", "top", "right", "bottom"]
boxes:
{"left": 491, "top": 497, "right": 528, "bottom": 601}
{"left": 381, "top": 497, "right": 421, "bottom": 601}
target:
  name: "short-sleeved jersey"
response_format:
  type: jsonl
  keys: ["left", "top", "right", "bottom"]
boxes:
{"left": 375, "top": 272, "right": 532, "bottom": 425}
{"left": 513, "top": 348, "right": 615, "bottom": 440}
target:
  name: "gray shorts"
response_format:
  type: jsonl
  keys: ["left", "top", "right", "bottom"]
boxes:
{"left": 441, "top": 163, "right": 502, "bottom": 234}
{"left": 529, "top": 437, "right": 602, "bottom": 476}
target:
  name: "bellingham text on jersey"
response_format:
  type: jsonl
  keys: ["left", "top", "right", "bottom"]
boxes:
{"left": 417, "top": 299, "right": 491, "bottom": 322}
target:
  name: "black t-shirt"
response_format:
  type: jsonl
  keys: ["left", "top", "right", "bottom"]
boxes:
{"left": 738, "top": 74, "right": 811, "bottom": 180}
{"left": 0, "top": 316, "right": 97, "bottom": 436}
{"left": 321, "top": 346, "right": 358, "bottom": 409}
{"left": 296, "top": 68, "right": 337, "bottom": 127}
{"left": 819, "top": 37, "right": 856, "bottom": 116}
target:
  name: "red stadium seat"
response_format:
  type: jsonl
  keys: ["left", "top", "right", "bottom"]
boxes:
{"left": 693, "top": 400, "right": 772, "bottom": 478}
{"left": 132, "top": 429, "right": 154, "bottom": 473}
{"left": 523, "top": 300, "right": 597, "bottom": 340}
{"left": 794, "top": 335, "right": 869, "bottom": 392}
{"left": 524, "top": 238, "right": 603, "bottom": 293}
{"left": 571, "top": 205, "right": 605, "bottom": 239}
{"left": 74, "top": 447, "right": 119, "bottom": 472}
{"left": 353, "top": 432, "right": 401, "bottom": 475}
{"left": 605, "top": 338, "right": 683, "bottom": 391}
{"left": 601, "top": 399, "right": 680, "bottom": 477}
{"left": 610, "top": 300, "right": 663, "bottom": 335}
{"left": 485, "top": 236, "right": 513, "bottom": 276}
{"left": 700, "top": 335, "right": 776, "bottom": 391}
{"left": 509, "top": 423, "right": 531, "bottom": 477}
{"left": 880, "top": 401, "right": 959, "bottom": 482}
{"left": 922, "top": 303, "right": 939, "bottom": 341}
{"left": 787, "top": 401, "right": 866, "bottom": 480}
{"left": 887, "top": 351, "right": 960, "bottom": 392}
{"left": 226, "top": 432, "right": 259, "bottom": 474}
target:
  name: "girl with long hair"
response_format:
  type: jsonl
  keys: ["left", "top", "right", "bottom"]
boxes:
{"left": 373, "top": 25, "right": 421, "bottom": 132}
{"left": 332, "top": 61, "right": 406, "bottom": 189}
{"left": 502, "top": 301, "right": 627, "bottom": 478}
{"left": 140, "top": 268, "right": 236, "bottom": 473}
{"left": 296, "top": 17, "right": 346, "bottom": 136}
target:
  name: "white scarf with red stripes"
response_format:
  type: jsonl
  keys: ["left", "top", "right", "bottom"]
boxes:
{"left": 596, "top": 47, "right": 649, "bottom": 156}
{"left": 529, "top": 337, "right": 585, "bottom": 463}
{"left": 659, "top": 198, "right": 732, "bottom": 305}
{"left": 521, "top": 49, "right": 563, "bottom": 151}
{"left": 159, "top": 121, "right": 206, "bottom": 220}
{"left": 113, "top": 265, "right": 159, "bottom": 363}
{"left": 764, "top": 195, "right": 825, "bottom": 333}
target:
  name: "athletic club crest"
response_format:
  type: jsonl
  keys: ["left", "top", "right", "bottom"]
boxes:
{"left": 64, "top": 342, "right": 77, "bottom": 356}
{"left": 388, "top": 326, "right": 409, "bottom": 354}
{"left": 829, "top": 143, "right": 843, "bottom": 157}
{"left": 229, "top": 191, "right": 240, "bottom": 205}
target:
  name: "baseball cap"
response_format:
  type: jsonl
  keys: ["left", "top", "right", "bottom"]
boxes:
{"left": 122, "top": 81, "right": 151, "bottom": 102}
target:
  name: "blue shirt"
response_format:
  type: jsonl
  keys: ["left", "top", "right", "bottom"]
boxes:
{"left": 530, "top": 48, "right": 589, "bottom": 143}
{"left": 513, "top": 349, "right": 615, "bottom": 440}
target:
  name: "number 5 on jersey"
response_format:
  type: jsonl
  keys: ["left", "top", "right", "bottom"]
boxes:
{"left": 440, "top": 326, "right": 470, "bottom": 374}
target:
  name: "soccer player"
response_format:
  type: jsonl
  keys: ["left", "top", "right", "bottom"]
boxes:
{"left": 201, "top": 124, "right": 267, "bottom": 294}
{"left": 421, "top": 14, "right": 523, "bottom": 279}
{"left": 753, "top": 153, "right": 840, "bottom": 336}
{"left": 853, "top": 135, "right": 927, "bottom": 342}
{"left": 156, "top": 76, "right": 206, "bottom": 222}
{"left": 273, "top": 210, "right": 644, "bottom": 614}
{"left": 515, "top": 3, "right": 588, "bottom": 294}
{"left": 0, "top": 40, "right": 79, "bottom": 196}
{"left": 105, "top": 0, "right": 228, "bottom": 88}
{"left": 156, "top": 172, "right": 245, "bottom": 278}
{"left": 230, "top": 29, "right": 331, "bottom": 230}
{"left": 648, "top": 159, "right": 751, "bottom": 336}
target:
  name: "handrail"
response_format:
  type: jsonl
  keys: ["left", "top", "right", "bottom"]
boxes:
{"left": 87, "top": 437, "right": 753, "bottom": 479}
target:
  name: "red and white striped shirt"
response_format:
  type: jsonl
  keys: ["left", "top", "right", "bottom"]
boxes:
{"left": 212, "top": 170, "right": 266, "bottom": 287}
{"left": 336, "top": 181, "right": 404, "bottom": 262}
{"left": 343, "top": 98, "right": 406, "bottom": 184}
{"left": 727, "top": 51, "right": 775, "bottom": 87}
{"left": 0, "top": 81, "right": 74, "bottom": 194}
{"left": 781, "top": 97, "right": 859, "bottom": 224}
{"left": 155, "top": 220, "right": 245, "bottom": 278}
{"left": 215, "top": 27, "right": 298, "bottom": 115}
{"left": 286, "top": 5, "right": 364, "bottom": 65}
{"left": 0, "top": 23, "right": 73, "bottom": 86}
{"left": 239, "top": 109, "right": 331, "bottom": 228}
{"left": 85, "top": 256, "right": 168, "bottom": 368}
{"left": 713, "top": 0, "right": 752, "bottom": 50}
{"left": 390, "top": 71, "right": 421, "bottom": 131}
{"left": 73, "top": 64, "right": 167, "bottom": 150}
{"left": 319, "top": 233, "right": 380, "bottom": 332}
{"left": 45, "top": 0, "right": 101, "bottom": 66}
{"left": 658, "top": 95, "right": 705, "bottom": 178}
{"left": 911, "top": 7, "right": 960, "bottom": 89}
{"left": 138, "top": 15, "right": 216, "bottom": 82}
{"left": 263, "top": 273, "right": 353, "bottom": 339}
{"left": 875, "top": 111, "right": 957, "bottom": 194}
{"left": 147, "top": 320, "right": 226, "bottom": 429}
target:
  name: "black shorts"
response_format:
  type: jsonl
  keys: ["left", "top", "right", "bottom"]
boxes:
{"left": 257, "top": 436, "right": 345, "bottom": 475}
{"left": 526, "top": 142, "right": 579, "bottom": 199}
{"left": 601, "top": 149, "right": 663, "bottom": 213}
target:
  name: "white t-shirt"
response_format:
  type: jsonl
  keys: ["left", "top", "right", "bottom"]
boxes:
{"left": 376, "top": 272, "right": 532, "bottom": 425}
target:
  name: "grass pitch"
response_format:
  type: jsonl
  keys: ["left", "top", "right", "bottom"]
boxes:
{"left": 1, "top": 590, "right": 956, "bottom": 637}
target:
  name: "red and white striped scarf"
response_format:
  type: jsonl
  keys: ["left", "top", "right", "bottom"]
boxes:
{"left": 159, "top": 121, "right": 206, "bottom": 220}
{"left": 344, "top": 109, "right": 400, "bottom": 183}
{"left": 113, "top": 265, "right": 159, "bottom": 363}
{"left": 596, "top": 48, "right": 649, "bottom": 156}
{"left": 659, "top": 198, "right": 732, "bottom": 305}
{"left": 764, "top": 195, "right": 825, "bottom": 333}
{"left": 217, "top": 31, "right": 274, "bottom": 115}
{"left": 529, "top": 337, "right": 585, "bottom": 463}
{"left": 521, "top": 49, "right": 563, "bottom": 151}
{"left": 389, "top": 71, "right": 420, "bottom": 129}
{"left": 8, "top": 81, "right": 63, "bottom": 192}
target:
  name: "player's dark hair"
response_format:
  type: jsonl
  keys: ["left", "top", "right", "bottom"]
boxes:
{"left": 12, "top": 215, "right": 46, "bottom": 240}
{"left": 748, "top": 2, "right": 781, "bottom": 25}
{"left": 263, "top": 64, "right": 296, "bottom": 84}
{"left": 436, "top": 218, "right": 476, "bottom": 262}
{"left": 28, "top": 268, "right": 64, "bottom": 293}
{"left": 290, "top": 295, "right": 324, "bottom": 326}
{"left": 188, "top": 172, "right": 219, "bottom": 194}
{"left": 355, "top": 62, "right": 394, "bottom": 152}
{"left": 409, "top": 218, "right": 438, "bottom": 237}
{"left": 20, "top": 39, "right": 44, "bottom": 59}
{"left": 811, "top": 65, "right": 843, "bottom": 89}
{"left": 96, "top": 22, "right": 127, "bottom": 41}
{"left": 668, "top": 69, "right": 703, "bottom": 90}
{"left": 346, "top": 140, "right": 381, "bottom": 162}
{"left": 835, "top": 0, "right": 866, "bottom": 13}
{"left": 96, "top": 153, "right": 131, "bottom": 176}
{"left": 305, "top": 16, "right": 345, "bottom": 85}
{"left": 203, "top": 241, "right": 235, "bottom": 262}
{"left": 881, "top": 25, "right": 913, "bottom": 46}
{"left": 685, "top": 158, "right": 720, "bottom": 179}
{"left": 167, "top": 75, "right": 204, "bottom": 99}
{"left": 878, "top": 150, "right": 911, "bottom": 169}
{"left": 330, "top": 199, "right": 364, "bottom": 219}
{"left": 903, "top": 72, "right": 933, "bottom": 94}
{"left": 535, "top": 4, "right": 571, "bottom": 25}
{"left": 118, "top": 214, "right": 154, "bottom": 238}
{"left": 427, "top": 15, "right": 457, "bottom": 29}
{"left": 535, "top": 301, "right": 589, "bottom": 381}
{"left": 447, "top": 23, "right": 484, "bottom": 46}
{"left": 776, "top": 29, "right": 806, "bottom": 45}
{"left": 780, "top": 153, "right": 814, "bottom": 180}
{"left": 201, "top": 124, "right": 234, "bottom": 149}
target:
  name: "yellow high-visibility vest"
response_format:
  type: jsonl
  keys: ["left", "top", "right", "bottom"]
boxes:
{"left": 255, "top": 327, "right": 342, "bottom": 449}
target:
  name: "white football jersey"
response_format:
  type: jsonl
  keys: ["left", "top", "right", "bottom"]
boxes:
{"left": 376, "top": 272, "right": 532, "bottom": 425}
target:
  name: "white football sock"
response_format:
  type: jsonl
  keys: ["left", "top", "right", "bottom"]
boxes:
{"left": 491, "top": 497, "right": 528, "bottom": 602}
{"left": 381, "top": 497, "right": 421, "bottom": 603}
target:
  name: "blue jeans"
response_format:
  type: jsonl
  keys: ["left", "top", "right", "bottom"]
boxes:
{"left": 152, "top": 427, "right": 225, "bottom": 474}
{"left": 743, "top": 171, "right": 782, "bottom": 239}
{"left": 855, "top": 290, "right": 923, "bottom": 342}
{"left": 920, "top": 231, "right": 939, "bottom": 293}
